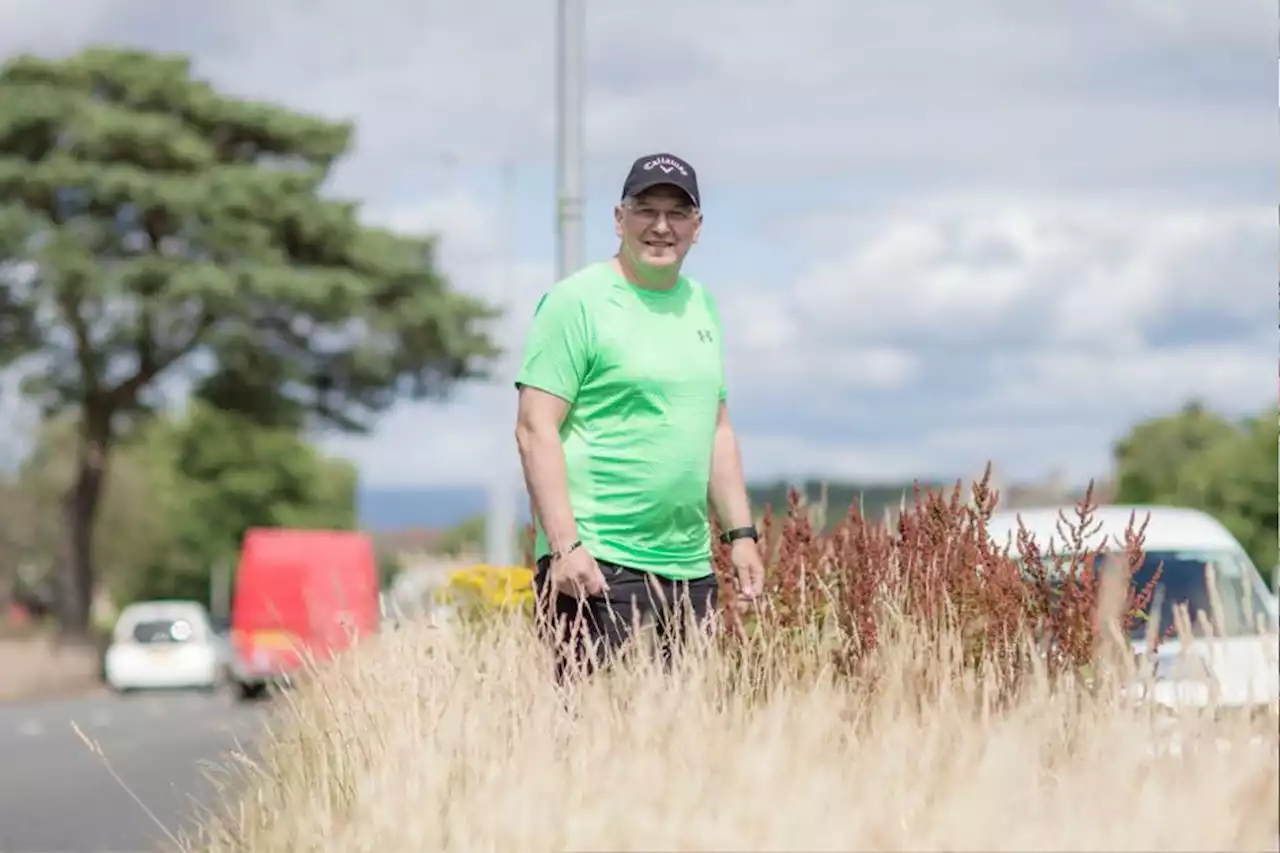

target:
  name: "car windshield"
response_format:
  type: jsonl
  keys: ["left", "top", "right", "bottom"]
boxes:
{"left": 1028, "top": 549, "right": 1271, "bottom": 641}
{"left": 129, "top": 618, "right": 194, "bottom": 644}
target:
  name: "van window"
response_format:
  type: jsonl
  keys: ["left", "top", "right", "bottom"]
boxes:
{"left": 1025, "top": 549, "right": 1272, "bottom": 640}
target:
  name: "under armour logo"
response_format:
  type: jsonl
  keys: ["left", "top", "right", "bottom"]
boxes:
{"left": 697, "top": 329, "right": 713, "bottom": 343}
{"left": 644, "top": 156, "right": 689, "bottom": 176}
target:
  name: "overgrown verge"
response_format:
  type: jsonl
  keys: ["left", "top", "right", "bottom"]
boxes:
{"left": 178, "top": 472, "right": 1279, "bottom": 852}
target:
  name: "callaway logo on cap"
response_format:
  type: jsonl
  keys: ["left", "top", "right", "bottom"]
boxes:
{"left": 620, "top": 152, "right": 700, "bottom": 207}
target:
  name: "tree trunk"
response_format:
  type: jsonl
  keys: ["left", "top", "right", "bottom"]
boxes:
{"left": 57, "top": 421, "right": 110, "bottom": 643}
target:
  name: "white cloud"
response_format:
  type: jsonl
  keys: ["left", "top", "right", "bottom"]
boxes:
{"left": 0, "top": 0, "right": 1272, "bottom": 496}
{"left": 0, "top": 0, "right": 118, "bottom": 55}
{"left": 783, "top": 196, "right": 1269, "bottom": 347}
{"left": 320, "top": 188, "right": 553, "bottom": 487}
{"left": 737, "top": 425, "right": 1104, "bottom": 488}
{"left": 986, "top": 342, "right": 1270, "bottom": 418}
{"left": 7, "top": 0, "right": 1266, "bottom": 193}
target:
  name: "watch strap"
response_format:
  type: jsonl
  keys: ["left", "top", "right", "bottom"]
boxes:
{"left": 548, "top": 540, "right": 583, "bottom": 561}
{"left": 720, "top": 526, "right": 759, "bottom": 544}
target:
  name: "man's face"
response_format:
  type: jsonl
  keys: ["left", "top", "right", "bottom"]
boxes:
{"left": 614, "top": 185, "right": 701, "bottom": 269}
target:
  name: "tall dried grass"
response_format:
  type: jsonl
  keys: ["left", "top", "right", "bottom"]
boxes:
{"left": 181, "top": 611, "right": 1278, "bottom": 852}
{"left": 181, "top": 473, "right": 1279, "bottom": 852}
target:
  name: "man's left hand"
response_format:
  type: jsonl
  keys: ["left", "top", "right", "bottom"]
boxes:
{"left": 730, "top": 537, "right": 766, "bottom": 604}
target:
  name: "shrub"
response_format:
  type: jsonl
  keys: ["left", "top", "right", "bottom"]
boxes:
{"left": 515, "top": 465, "right": 1160, "bottom": 701}
{"left": 704, "top": 466, "right": 1161, "bottom": 701}
{"left": 435, "top": 563, "right": 535, "bottom": 619}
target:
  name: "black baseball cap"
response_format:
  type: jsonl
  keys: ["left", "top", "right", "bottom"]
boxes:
{"left": 620, "top": 152, "right": 700, "bottom": 207}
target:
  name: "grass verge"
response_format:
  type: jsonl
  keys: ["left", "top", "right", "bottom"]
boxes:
{"left": 179, "top": 605, "right": 1278, "bottom": 852}
{"left": 174, "top": 477, "right": 1278, "bottom": 851}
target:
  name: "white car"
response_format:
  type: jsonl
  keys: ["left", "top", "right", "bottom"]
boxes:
{"left": 986, "top": 504, "right": 1280, "bottom": 710}
{"left": 104, "top": 600, "right": 226, "bottom": 693}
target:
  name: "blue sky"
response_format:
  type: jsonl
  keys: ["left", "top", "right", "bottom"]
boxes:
{"left": 1, "top": 0, "right": 1273, "bottom": 490}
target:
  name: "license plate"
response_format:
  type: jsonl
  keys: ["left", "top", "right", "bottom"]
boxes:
{"left": 253, "top": 631, "right": 296, "bottom": 649}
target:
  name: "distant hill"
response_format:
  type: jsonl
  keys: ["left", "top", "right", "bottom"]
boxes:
{"left": 356, "top": 470, "right": 1097, "bottom": 538}
{"left": 357, "top": 487, "right": 518, "bottom": 532}
{"left": 748, "top": 479, "right": 957, "bottom": 531}
{"left": 356, "top": 480, "right": 953, "bottom": 534}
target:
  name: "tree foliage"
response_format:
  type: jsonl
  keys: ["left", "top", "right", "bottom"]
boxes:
{"left": 1, "top": 414, "right": 180, "bottom": 616}
{"left": 0, "top": 468, "right": 59, "bottom": 615}
{"left": 0, "top": 48, "right": 499, "bottom": 635}
{"left": 3, "top": 404, "right": 360, "bottom": 614}
{"left": 114, "top": 402, "right": 359, "bottom": 608}
{"left": 434, "top": 514, "right": 487, "bottom": 557}
{"left": 1113, "top": 401, "right": 1278, "bottom": 581}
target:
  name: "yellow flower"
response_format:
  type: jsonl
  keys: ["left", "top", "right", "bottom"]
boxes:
{"left": 436, "top": 564, "right": 535, "bottom": 616}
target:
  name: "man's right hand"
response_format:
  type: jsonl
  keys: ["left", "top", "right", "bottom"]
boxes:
{"left": 550, "top": 546, "right": 609, "bottom": 598}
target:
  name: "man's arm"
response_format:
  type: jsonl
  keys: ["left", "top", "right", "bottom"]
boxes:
{"left": 708, "top": 401, "right": 754, "bottom": 530}
{"left": 515, "top": 386, "right": 580, "bottom": 552}
{"left": 512, "top": 285, "right": 593, "bottom": 554}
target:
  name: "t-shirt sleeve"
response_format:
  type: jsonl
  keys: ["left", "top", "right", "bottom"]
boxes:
{"left": 702, "top": 287, "right": 728, "bottom": 402}
{"left": 515, "top": 286, "right": 593, "bottom": 404}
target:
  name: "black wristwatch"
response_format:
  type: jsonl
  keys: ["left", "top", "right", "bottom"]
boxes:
{"left": 720, "top": 526, "right": 759, "bottom": 544}
{"left": 548, "top": 540, "right": 583, "bottom": 561}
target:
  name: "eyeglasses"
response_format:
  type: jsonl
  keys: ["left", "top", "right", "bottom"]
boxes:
{"left": 624, "top": 203, "right": 699, "bottom": 227}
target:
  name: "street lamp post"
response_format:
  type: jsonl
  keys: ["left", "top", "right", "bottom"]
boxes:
{"left": 555, "top": 0, "right": 585, "bottom": 279}
{"left": 486, "top": 0, "right": 585, "bottom": 568}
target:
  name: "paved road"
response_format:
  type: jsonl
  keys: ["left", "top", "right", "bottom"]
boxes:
{"left": 0, "top": 689, "right": 265, "bottom": 853}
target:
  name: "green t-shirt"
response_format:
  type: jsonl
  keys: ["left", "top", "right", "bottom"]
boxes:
{"left": 515, "top": 261, "right": 727, "bottom": 581}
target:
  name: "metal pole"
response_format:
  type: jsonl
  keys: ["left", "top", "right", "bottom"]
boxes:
{"left": 210, "top": 560, "right": 229, "bottom": 619}
{"left": 485, "top": 157, "right": 518, "bottom": 568}
{"left": 555, "top": 0, "right": 585, "bottom": 279}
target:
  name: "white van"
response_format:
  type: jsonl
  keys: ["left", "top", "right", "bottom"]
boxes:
{"left": 985, "top": 504, "right": 1279, "bottom": 710}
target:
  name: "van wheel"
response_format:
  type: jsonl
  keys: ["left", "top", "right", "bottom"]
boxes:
{"left": 235, "top": 681, "right": 267, "bottom": 702}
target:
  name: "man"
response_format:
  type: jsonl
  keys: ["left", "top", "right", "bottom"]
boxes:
{"left": 514, "top": 151, "right": 765, "bottom": 681}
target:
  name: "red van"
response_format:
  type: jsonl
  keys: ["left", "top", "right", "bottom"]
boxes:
{"left": 228, "top": 527, "right": 380, "bottom": 701}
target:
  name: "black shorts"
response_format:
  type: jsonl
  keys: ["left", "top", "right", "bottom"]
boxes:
{"left": 533, "top": 554, "right": 720, "bottom": 682}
